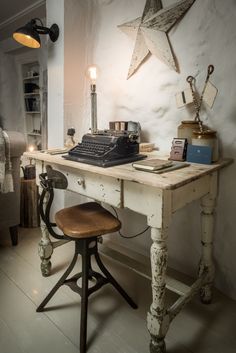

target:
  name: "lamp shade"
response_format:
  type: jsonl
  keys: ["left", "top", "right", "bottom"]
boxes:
{"left": 13, "top": 19, "right": 59, "bottom": 49}
{"left": 13, "top": 22, "right": 41, "bottom": 48}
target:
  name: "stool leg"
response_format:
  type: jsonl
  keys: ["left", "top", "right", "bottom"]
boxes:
{"left": 94, "top": 252, "right": 137, "bottom": 309}
{"left": 37, "top": 249, "right": 78, "bottom": 312}
{"left": 80, "top": 241, "right": 89, "bottom": 353}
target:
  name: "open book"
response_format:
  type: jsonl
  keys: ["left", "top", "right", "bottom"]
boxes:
{"left": 132, "top": 158, "right": 172, "bottom": 171}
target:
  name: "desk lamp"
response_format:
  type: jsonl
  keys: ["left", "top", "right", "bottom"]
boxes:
{"left": 13, "top": 18, "right": 59, "bottom": 48}
{"left": 88, "top": 66, "right": 98, "bottom": 134}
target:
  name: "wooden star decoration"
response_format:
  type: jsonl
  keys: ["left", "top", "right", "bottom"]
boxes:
{"left": 118, "top": 0, "right": 195, "bottom": 79}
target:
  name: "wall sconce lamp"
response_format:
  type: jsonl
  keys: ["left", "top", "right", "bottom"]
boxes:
{"left": 13, "top": 18, "right": 59, "bottom": 48}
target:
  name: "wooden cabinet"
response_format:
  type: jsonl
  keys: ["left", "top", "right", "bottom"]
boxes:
{"left": 22, "top": 61, "right": 47, "bottom": 150}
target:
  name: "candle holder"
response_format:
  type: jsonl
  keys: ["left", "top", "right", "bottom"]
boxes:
{"left": 90, "top": 83, "right": 97, "bottom": 134}
{"left": 88, "top": 66, "right": 98, "bottom": 134}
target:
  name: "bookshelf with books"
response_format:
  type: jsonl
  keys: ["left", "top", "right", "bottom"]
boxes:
{"left": 21, "top": 61, "right": 47, "bottom": 150}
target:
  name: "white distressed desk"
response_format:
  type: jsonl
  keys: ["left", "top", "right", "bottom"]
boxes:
{"left": 24, "top": 151, "right": 232, "bottom": 353}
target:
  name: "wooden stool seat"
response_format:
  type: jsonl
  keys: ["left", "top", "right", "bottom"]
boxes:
{"left": 55, "top": 202, "right": 121, "bottom": 239}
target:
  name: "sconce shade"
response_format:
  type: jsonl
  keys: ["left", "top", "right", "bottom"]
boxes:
{"left": 13, "top": 19, "right": 59, "bottom": 49}
{"left": 13, "top": 23, "right": 41, "bottom": 48}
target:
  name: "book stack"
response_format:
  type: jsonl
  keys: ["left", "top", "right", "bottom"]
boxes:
{"left": 109, "top": 121, "right": 141, "bottom": 134}
{"left": 139, "top": 143, "right": 155, "bottom": 152}
{"left": 109, "top": 121, "right": 128, "bottom": 131}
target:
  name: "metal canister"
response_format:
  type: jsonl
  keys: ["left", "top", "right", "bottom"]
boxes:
{"left": 192, "top": 129, "right": 219, "bottom": 162}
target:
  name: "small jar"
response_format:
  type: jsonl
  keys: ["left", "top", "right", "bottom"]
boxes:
{"left": 192, "top": 129, "right": 219, "bottom": 162}
{"left": 65, "top": 127, "right": 76, "bottom": 148}
{"left": 177, "top": 120, "right": 201, "bottom": 143}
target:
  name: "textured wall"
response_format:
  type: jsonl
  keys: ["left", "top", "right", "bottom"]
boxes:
{"left": 46, "top": 0, "right": 65, "bottom": 148}
{"left": 0, "top": 53, "right": 23, "bottom": 131}
{"left": 64, "top": 0, "right": 236, "bottom": 299}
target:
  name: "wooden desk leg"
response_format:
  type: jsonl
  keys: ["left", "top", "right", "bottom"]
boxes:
{"left": 38, "top": 185, "right": 53, "bottom": 277}
{"left": 199, "top": 174, "right": 217, "bottom": 304}
{"left": 147, "top": 227, "right": 170, "bottom": 353}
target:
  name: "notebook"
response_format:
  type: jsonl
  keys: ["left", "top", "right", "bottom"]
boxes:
{"left": 133, "top": 160, "right": 190, "bottom": 174}
{"left": 132, "top": 158, "right": 172, "bottom": 171}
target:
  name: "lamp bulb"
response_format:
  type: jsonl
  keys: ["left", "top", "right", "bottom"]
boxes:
{"left": 88, "top": 66, "right": 97, "bottom": 84}
{"left": 28, "top": 145, "right": 35, "bottom": 152}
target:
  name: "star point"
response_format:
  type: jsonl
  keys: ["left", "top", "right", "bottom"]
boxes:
{"left": 118, "top": 0, "right": 195, "bottom": 78}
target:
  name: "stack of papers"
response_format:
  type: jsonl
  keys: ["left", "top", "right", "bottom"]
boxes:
{"left": 40, "top": 147, "right": 69, "bottom": 155}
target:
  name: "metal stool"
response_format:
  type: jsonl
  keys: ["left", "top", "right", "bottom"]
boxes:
{"left": 36, "top": 166, "right": 137, "bottom": 353}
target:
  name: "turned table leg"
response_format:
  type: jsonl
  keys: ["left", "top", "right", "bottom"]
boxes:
{"left": 147, "top": 227, "right": 170, "bottom": 353}
{"left": 199, "top": 195, "right": 216, "bottom": 303}
{"left": 199, "top": 173, "right": 217, "bottom": 304}
{"left": 38, "top": 184, "right": 53, "bottom": 277}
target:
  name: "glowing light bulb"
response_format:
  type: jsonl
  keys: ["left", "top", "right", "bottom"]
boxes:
{"left": 28, "top": 145, "right": 35, "bottom": 152}
{"left": 87, "top": 65, "right": 98, "bottom": 133}
{"left": 88, "top": 66, "right": 97, "bottom": 84}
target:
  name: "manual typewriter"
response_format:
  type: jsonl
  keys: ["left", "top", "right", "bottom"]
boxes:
{"left": 62, "top": 131, "right": 146, "bottom": 167}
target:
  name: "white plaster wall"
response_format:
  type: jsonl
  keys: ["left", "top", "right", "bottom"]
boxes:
{"left": 64, "top": 0, "right": 97, "bottom": 141}
{"left": 46, "top": 0, "right": 65, "bottom": 212}
{"left": 64, "top": 0, "right": 236, "bottom": 299}
{"left": 0, "top": 52, "right": 23, "bottom": 131}
{"left": 47, "top": 0, "right": 65, "bottom": 148}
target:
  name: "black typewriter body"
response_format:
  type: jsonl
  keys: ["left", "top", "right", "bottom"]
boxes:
{"left": 62, "top": 132, "right": 146, "bottom": 167}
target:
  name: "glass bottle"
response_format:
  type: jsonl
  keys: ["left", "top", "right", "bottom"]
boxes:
{"left": 65, "top": 128, "right": 76, "bottom": 148}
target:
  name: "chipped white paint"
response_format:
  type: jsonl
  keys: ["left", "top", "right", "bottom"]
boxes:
{"left": 24, "top": 151, "right": 232, "bottom": 352}
{"left": 118, "top": 0, "right": 195, "bottom": 78}
{"left": 58, "top": 164, "right": 122, "bottom": 207}
{"left": 147, "top": 226, "right": 169, "bottom": 352}
{"left": 198, "top": 172, "right": 217, "bottom": 303}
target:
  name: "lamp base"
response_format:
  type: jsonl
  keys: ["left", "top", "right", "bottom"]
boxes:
{"left": 49, "top": 24, "right": 59, "bottom": 42}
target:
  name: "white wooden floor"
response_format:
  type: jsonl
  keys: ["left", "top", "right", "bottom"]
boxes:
{"left": 0, "top": 227, "right": 236, "bottom": 353}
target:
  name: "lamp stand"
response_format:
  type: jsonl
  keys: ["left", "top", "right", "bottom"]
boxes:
{"left": 90, "top": 84, "right": 97, "bottom": 134}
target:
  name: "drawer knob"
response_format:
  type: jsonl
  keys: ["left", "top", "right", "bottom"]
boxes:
{"left": 77, "top": 177, "right": 85, "bottom": 187}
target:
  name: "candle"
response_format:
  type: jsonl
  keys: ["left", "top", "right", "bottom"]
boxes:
{"left": 28, "top": 144, "right": 35, "bottom": 152}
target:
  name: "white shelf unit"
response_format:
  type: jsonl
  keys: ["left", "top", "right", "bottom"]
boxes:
{"left": 21, "top": 61, "right": 47, "bottom": 150}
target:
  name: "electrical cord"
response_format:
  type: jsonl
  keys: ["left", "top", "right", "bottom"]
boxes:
{"left": 110, "top": 206, "right": 150, "bottom": 239}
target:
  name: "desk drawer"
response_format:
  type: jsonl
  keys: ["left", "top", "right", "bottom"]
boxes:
{"left": 59, "top": 167, "right": 122, "bottom": 207}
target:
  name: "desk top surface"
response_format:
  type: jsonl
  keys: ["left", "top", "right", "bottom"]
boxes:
{"left": 24, "top": 151, "right": 233, "bottom": 190}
